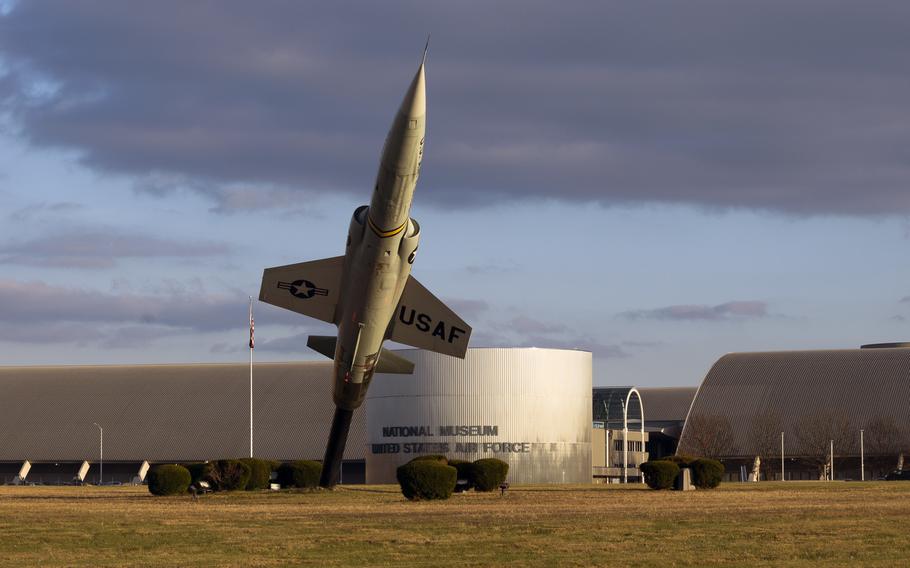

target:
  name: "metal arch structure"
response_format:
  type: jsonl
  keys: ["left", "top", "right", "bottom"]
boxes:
{"left": 593, "top": 386, "right": 645, "bottom": 483}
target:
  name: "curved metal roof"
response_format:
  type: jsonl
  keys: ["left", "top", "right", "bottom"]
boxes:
{"left": 637, "top": 387, "right": 696, "bottom": 424}
{"left": 0, "top": 361, "right": 366, "bottom": 463}
{"left": 677, "top": 348, "right": 910, "bottom": 458}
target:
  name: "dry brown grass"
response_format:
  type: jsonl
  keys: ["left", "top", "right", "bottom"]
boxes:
{"left": 0, "top": 481, "right": 907, "bottom": 566}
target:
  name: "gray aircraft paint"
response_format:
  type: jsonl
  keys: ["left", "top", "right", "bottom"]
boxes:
{"left": 259, "top": 49, "right": 471, "bottom": 486}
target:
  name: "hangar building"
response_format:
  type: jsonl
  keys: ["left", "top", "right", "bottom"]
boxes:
{"left": 678, "top": 344, "right": 910, "bottom": 481}
{"left": 0, "top": 348, "right": 598, "bottom": 485}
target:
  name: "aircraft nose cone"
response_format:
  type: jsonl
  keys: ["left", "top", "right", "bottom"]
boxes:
{"left": 398, "top": 63, "right": 426, "bottom": 119}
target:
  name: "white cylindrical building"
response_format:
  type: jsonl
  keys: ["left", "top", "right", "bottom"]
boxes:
{"left": 365, "top": 347, "right": 592, "bottom": 484}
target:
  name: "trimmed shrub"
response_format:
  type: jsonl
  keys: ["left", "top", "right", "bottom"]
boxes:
{"left": 640, "top": 461, "right": 680, "bottom": 490}
{"left": 662, "top": 454, "right": 696, "bottom": 467}
{"left": 447, "top": 459, "right": 478, "bottom": 491}
{"left": 148, "top": 464, "right": 191, "bottom": 496}
{"left": 208, "top": 459, "right": 252, "bottom": 491}
{"left": 277, "top": 460, "right": 322, "bottom": 489}
{"left": 472, "top": 458, "right": 509, "bottom": 492}
{"left": 241, "top": 458, "right": 277, "bottom": 490}
{"left": 690, "top": 458, "right": 724, "bottom": 489}
{"left": 183, "top": 462, "right": 214, "bottom": 486}
{"left": 408, "top": 454, "right": 449, "bottom": 465}
{"left": 396, "top": 460, "right": 457, "bottom": 500}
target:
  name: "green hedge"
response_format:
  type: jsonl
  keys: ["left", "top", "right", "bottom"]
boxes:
{"left": 472, "top": 458, "right": 509, "bottom": 492}
{"left": 241, "top": 458, "right": 278, "bottom": 490}
{"left": 408, "top": 454, "right": 449, "bottom": 465}
{"left": 662, "top": 454, "right": 696, "bottom": 467}
{"left": 690, "top": 458, "right": 724, "bottom": 489}
{"left": 396, "top": 460, "right": 457, "bottom": 500}
{"left": 277, "top": 460, "right": 322, "bottom": 489}
{"left": 640, "top": 461, "right": 680, "bottom": 490}
{"left": 148, "top": 464, "right": 191, "bottom": 496}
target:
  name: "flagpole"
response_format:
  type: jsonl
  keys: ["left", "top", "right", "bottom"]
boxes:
{"left": 249, "top": 296, "right": 254, "bottom": 459}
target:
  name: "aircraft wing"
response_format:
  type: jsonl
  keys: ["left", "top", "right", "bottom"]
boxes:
{"left": 259, "top": 256, "right": 345, "bottom": 324}
{"left": 388, "top": 275, "right": 471, "bottom": 358}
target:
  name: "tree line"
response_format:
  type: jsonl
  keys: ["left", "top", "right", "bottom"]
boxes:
{"left": 679, "top": 412, "right": 910, "bottom": 479}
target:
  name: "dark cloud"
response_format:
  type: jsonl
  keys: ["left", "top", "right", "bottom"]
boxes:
{"left": 0, "top": 321, "right": 106, "bottom": 345}
{"left": 0, "top": 278, "right": 301, "bottom": 333}
{"left": 619, "top": 301, "right": 768, "bottom": 321}
{"left": 99, "top": 325, "right": 176, "bottom": 349}
{"left": 2, "top": 2, "right": 910, "bottom": 214}
{"left": 0, "top": 228, "right": 230, "bottom": 268}
{"left": 900, "top": 296, "right": 910, "bottom": 303}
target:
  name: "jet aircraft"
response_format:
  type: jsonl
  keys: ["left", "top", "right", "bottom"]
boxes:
{"left": 260, "top": 45, "right": 471, "bottom": 488}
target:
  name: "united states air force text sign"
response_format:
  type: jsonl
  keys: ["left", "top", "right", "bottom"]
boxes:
{"left": 370, "top": 424, "right": 531, "bottom": 455}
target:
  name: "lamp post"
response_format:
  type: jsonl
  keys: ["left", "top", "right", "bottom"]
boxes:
{"left": 829, "top": 439, "right": 834, "bottom": 481}
{"left": 93, "top": 423, "right": 103, "bottom": 485}
{"left": 860, "top": 429, "right": 865, "bottom": 481}
{"left": 781, "top": 431, "right": 785, "bottom": 481}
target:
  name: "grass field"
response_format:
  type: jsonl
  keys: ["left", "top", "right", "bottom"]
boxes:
{"left": 1, "top": 482, "right": 908, "bottom": 566}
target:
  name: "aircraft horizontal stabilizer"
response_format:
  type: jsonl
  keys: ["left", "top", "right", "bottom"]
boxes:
{"left": 308, "top": 335, "right": 413, "bottom": 374}
{"left": 306, "top": 335, "right": 336, "bottom": 359}
{"left": 259, "top": 256, "right": 344, "bottom": 324}
{"left": 388, "top": 275, "right": 471, "bottom": 358}
{"left": 376, "top": 349, "right": 415, "bottom": 374}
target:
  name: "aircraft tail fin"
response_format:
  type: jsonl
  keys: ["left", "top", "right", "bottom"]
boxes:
{"left": 387, "top": 275, "right": 471, "bottom": 358}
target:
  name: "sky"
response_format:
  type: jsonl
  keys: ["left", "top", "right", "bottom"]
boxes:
{"left": 1, "top": 1, "right": 909, "bottom": 387}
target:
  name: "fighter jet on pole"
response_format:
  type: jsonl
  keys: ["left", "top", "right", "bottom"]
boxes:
{"left": 259, "top": 44, "right": 471, "bottom": 488}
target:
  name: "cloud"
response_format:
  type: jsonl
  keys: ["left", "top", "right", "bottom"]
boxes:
{"left": 0, "top": 228, "right": 230, "bottom": 268}
{"left": 518, "top": 335, "right": 630, "bottom": 359}
{"left": 621, "top": 340, "right": 664, "bottom": 349}
{"left": 900, "top": 296, "right": 910, "bottom": 303}
{"left": 443, "top": 298, "right": 489, "bottom": 320}
{"left": 0, "top": 321, "right": 106, "bottom": 345}
{"left": 477, "top": 310, "right": 631, "bottom": 359}
{"left": 3, "top": 2, "right": 910, "bottom": 215}
{"left": 619, "top": 300, "right": 768, "bottom": 321}
{"left": 9, "top": 201, "right": 82, "bottom": 222}
{"left": 463, "top": 261, "right": 521, "bottom": 275}
{"left": 497, "top": 315, "right": 567, "bottom": 334}
{"left": 0, "top": 278, "right": 300, "bottom": 332}
{"left": 253, "top": 332, "right": 312, "bottom": 354}
{"left": 99, "top": 325, "right": 177, "bottom": 349}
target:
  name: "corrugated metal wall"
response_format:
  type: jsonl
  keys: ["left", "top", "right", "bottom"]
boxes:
{"left": 365, "top": 348, "right": 592, "bottom": 484}
{"left": 0, "top": 362, "right": 366, "bottom": 462}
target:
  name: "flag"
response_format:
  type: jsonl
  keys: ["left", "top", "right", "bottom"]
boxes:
{"left": 249, "top": 299, "right": 255, "bottom": 349}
